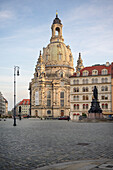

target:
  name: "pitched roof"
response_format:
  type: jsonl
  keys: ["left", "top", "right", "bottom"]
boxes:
{"left": 71, "top": 63, "right": 113, "bottom": 77}
{"left": 19, "top": 99, "right": 30, "bottom": 105}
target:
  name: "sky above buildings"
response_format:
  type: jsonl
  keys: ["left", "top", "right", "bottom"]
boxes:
{"left": 0, "top": 0, "right": 113, "bottom": 110}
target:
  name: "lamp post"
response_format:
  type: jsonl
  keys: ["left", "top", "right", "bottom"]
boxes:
{"left": 13, "top": 66, "right": 20, "bottom": 126}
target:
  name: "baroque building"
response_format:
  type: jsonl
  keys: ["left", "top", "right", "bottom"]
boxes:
{"left": 29, "top": 13, "right": 74, "bottom": 118}
{"left": 70, "top": 61, "right": 113, "bottom": 120}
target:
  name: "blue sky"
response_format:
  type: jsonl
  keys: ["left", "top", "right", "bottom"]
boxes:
{"left": 0, "top": 0, "right": 113, "bottom": 110}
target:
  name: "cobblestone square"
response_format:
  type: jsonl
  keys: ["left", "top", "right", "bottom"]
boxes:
{"left": 0, "top": 119, "right": 113, "bottom": 170}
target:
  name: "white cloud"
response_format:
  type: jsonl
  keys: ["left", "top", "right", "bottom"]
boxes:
{"left": 0, "top": 10, "right": 13, "bottom": 20}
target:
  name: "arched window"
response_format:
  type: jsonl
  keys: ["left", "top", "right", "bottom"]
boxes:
{"left": 74, "top": 104, "right": 76, "bottom": 110}
{"left": 60, "top": 72, "right": 63, "bottom": 78}
{"left": 73, "top": 96, "right": 79, "bottom": 101}
{"left": 105, "top": 103, "right": 108, "bottom": 109}
{"left": 73, "top": 96, "right": 76, "bottom": 101}
{"left": 77, "top": 87, "right": 79, "bottom": 92}
{"left": 102, "top": 104, "right": 104, "bottom": 109}
{"left": 86, "top": 79, "right": 88, "bottom": 84}
{"left": 86, "top": 95, "right": 88, "bottom": 100}
{"left": 86, "top": 104, "right": 88, "bottom": 109}
{"left": 92, "top": 69, "right": 98, "bottom": 75}
{"left": 92, "top": 78, "right": 94, "bottom": 83}
{"left": 73, "top": 87, "right": 79, "bottom": 92}
{"left": 35, "top": 110, "right": 38, "bottom": 117}
{"left": 83, "top": 79, "right": 85, "bottom": 84}
{"left": 77, "top": 79, "right": 79, "bottom": 84}
{"left": 77, "top": 96, "right": 79, "bottom": 101}
{"left": 55, "top": 27, "right": 60, "bottom": 36}
{"left": 73, "top": 80, "right": 76, "bottom": 84}
{"left": 101, "top": 86, "right": 104, "bottom": 91}
{"left": 77, "top": 104, "right": 79, "bottom": 110}
{"left": 105, "top": 78, "right": 108, "bottom": 83}
{"left": 83, "top": 70, "right": 89, "bottom": 76}
{"left": 95, "top": 78, "right": 98, "bottom": 83}
{"left": 83, "top": 87, "right": 85, "bottom": 92}
{"left": 101, "top": 78, "right": 104, "bottom": 83}
{"left": 83, "top": 104, "right": 85, "bottom": 109}
{"left": 86, "top": 87, "right": 88, "bottom": 92}
{"left": 73, "top": 88, "right": 76, "bottom": 92}
{"left": 101, "top": 69, "right": 108, "bottom": 75}
{"left": 83, "top": 79, "right": 88, "bottom": 84}
{"left": 105, "top": 86, "right": 108, "bottom": 91}
{"left": 83, "top": 96, "right": 85, "bottom": 100}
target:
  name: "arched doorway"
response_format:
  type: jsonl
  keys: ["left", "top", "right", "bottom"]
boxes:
{"left": 35, "top": 110, "right": 38, "bottom": 117}
{"left": 61, "top": 110, "right": 64, "bottom": 116}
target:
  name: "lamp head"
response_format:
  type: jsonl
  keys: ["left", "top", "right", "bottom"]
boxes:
{"left": 17, "top": 69, "right": 19, "bottom": 76}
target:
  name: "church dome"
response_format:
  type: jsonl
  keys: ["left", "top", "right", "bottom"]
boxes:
{"left": 43, "top": 42, "right": 73, "bottom": 68}
{"left": 42, "top": 13, "right": 74, "bottom": 78}
{"left": 43, "top": 13, "right": 74, "bottom": 69}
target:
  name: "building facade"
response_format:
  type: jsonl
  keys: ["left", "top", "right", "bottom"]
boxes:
{"left": 70, "top": 61, "right": 113, "bottom": 120}
{"left": 18, "top": 99, "right": 30, "bottom": 117}
{"left": 29, "top": 13, "right": 74, "bottom": 118}
{"left": 0, "top": 92, "right": 8, "bottom": 117}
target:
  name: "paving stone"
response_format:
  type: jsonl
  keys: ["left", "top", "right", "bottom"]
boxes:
{"left": 0, "top": 119, "right": 113, "bottom": 170}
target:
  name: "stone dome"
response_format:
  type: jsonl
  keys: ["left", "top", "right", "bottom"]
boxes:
{"left": 43, "top": 42, "right": 73, "bottom": 68}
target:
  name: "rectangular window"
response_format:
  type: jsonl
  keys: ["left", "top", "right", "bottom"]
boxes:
{"left": 35, "top": 91, "right": 39, "bottom": 105}
{"left": 47, "top": 99, "right": 51, "bottom": 106}
{"left": 59, "top": 54, "right": 61, "bottom": 60}
{"left": 47, "top": 91, "right": 51, "bottom": 98}
{"left": 46, "top": 55, "right": 48, "bottom": 60}
{"left": 60, "top": 92, "right": 64, "bottom": 98}
{"left": 60, "top": 100, "right": 64, "bottom": 106}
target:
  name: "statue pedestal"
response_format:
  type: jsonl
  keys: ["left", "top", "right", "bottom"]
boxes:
{"left": 88, "top": 112, "right": 103, "bottom": 119}
{"left": 88, "top": 99, "right": 103, "bottom": 119}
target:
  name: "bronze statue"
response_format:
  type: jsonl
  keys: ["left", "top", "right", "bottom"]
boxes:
{"left": 93, "top": 86, "right": 98, "bottom": 100}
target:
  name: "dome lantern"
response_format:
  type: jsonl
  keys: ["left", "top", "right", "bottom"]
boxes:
{"left": 50, "top": 12, "right": 64, "bottom": 43}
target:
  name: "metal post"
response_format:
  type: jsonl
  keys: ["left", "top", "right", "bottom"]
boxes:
{"left": 13, "top": 66, "right": 20, "bottom": 126}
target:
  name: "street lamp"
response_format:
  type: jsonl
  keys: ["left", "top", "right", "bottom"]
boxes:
{"left": 13, "top": 66, "right": 20, "bottom": 126}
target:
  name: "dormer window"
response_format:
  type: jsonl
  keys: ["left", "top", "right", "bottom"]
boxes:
{"left": 83, "top": 70, "right": 89, "bottom": 76}
{"left": 101, "top": 69, "right": 108, "bottom": 75}
{"left": 92, "top": 69, "right": 98, "bottom": 75}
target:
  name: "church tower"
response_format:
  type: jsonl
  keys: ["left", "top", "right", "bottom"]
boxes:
{"left": 50, "top": 12, "right": 64, "bottom": 43}
{"left": 29, "top": 13, "right": 74, "bottom": 118}
{"left": 76, "top": 53, "right": 84, "bottom": 72}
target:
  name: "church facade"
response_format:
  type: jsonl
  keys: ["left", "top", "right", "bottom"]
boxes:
{"left": 29, "top": 13, "right": 74, "bottom": 118}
